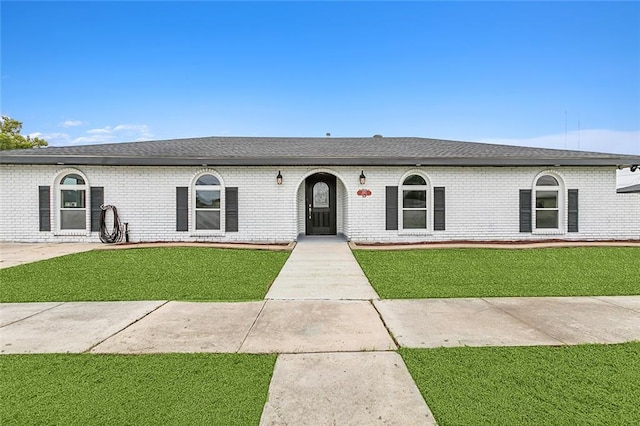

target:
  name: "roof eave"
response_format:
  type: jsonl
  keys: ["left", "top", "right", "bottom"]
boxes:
{"left": 0, "top": 155, "right": 638, "bottom": 167}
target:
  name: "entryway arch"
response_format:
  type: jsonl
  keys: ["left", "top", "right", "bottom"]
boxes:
{"left": 294, "top": 169, "right": 351, "bottom": 239}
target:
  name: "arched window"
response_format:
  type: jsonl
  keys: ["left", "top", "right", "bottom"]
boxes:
{"left": 59, "top": 173, "right": 87, "bottom": 230}
{"left": 401, "top": 174, "right": 428, "bottom": 229}
{"left": 194, "top": 173, "right": 221, "bottom": 230}
{"left": 535, "top": 174, "right": 560, "bottom": 229}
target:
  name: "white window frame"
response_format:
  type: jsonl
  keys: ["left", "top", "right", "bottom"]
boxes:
{"left": 399, "top": 171, "right": 431, "bottom": 235}
{"left": 54, "top": 168, "right": 90, "bottom": 235}
{"left": 191, "top": 170, "right": 225, "bottom": 235}
{"left": 533, "top": 172, "right": 565, "bottom": 235}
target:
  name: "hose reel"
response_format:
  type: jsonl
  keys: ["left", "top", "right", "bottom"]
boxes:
{"left": 99, "top": 204, "right": 129, "bottom": 244}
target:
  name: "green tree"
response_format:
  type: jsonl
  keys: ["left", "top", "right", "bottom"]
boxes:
{"left": 0, "top": 116, "right": 48, "bottom": 150}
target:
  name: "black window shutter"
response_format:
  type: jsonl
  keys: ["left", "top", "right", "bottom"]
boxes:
{"left": 225, "top": 187, "right": 238, "bottom": 232}
{"left": 433, "top": 187, "right": 446, "bottom": 231}
{"left": 519, "top": 189, "right": 532, "bottom": 233}
{"left": 38, "top": 186, "right": 51, "bottom": 231}
{"left": 568, "top": 189, "right": 579, "bottom": 232}
{"left": 386, "top": 186, "right": 398, "bottom": 230}
{"left": 90, "top": 187, "right": 104, "bottom": 232}
{"left": 176, "top": 187, "right": 188, "bottom": 231}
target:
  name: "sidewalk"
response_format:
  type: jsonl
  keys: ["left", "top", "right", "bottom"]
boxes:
{"left": 2, "top": 238, "right": 640, "bottom": 425}
{"left": 3, "top": 297, "right": 639, "bottom": 355}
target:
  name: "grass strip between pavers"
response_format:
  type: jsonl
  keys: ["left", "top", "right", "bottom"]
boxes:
{"left": 400, "top": 343, "right": 640, "bottom": 425}
{"left": 0, "top": 353, "right": 276, "bottom": 425}
{"left": 0, "top": 247, "right": 289, "bottom": 302}
{"left": 354, "top": 247, "right": 640, "bottom": 298}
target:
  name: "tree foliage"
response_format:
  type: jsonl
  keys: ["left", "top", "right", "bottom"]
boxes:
{"left": 0, "top": 116, "right": 48, "bottom": 150}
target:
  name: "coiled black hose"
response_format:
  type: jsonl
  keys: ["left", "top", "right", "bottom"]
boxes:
{"left": 99, "top": 205, "right": 123, "bottom": 244}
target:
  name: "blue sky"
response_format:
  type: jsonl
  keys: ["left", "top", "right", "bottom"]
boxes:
{"left": 1, "top": 1, "right": 639, "bottom": 159}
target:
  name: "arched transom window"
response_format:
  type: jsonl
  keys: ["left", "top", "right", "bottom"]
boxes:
{"left": 401, "top": 174, "right": 428, "bottom": 229}
{"left": 194, "top": 174, "right": 221, "bottom": 230}
{"left": 535, "top": 175, "right": 559, "bottom": 229}
{"left": 59, "top": 173, "right": 87, "bottom": 230}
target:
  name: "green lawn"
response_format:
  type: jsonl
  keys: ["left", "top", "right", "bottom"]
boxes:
{"left": 354, "top": 247, "right": 640, "bottom": 298}
{"left": 0, "top": 247, "right": 289, "bottom": 302}
{"left": 401, "top": 343, "right": 640, "bottom": 425}
{"left": 0, "top": 353, "right": 275, "bottom": 425}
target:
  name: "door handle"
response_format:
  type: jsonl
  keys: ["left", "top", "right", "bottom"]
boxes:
{"left": 308, "top": 204, "right": 312, "bottom": 220}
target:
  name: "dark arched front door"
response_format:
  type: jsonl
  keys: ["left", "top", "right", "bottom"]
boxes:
{"left": 305, "top": 173, "right": 337, "bottom": 235}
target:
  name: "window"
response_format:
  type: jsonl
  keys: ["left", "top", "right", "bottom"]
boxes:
{"left": 313, "top": 182, "right": 329, "bottom": 208}
{"left": 535, "top": 175, "right": 559, "bottom": 229}
{"left": 59, "top": 173, "right": 87, "bottom": 230}
{"left": 401, "top": 174, "right": 428, "bottom": 229}
{"left": 194, "top": 174, "right": 221, "bottom": 230}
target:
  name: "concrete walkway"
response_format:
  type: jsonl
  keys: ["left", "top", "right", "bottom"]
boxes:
{"left": 0, "top": 242, "right": 101, "bottom": 269}
{"left": 266, "top": 236, "right": 379, "bottom": 300}
{"left": 2, "top": 239, "right": 640, "bottom": 425}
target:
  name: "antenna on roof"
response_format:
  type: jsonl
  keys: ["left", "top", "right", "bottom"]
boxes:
{"left": 564, "top": 110, "right": 568, "bottom": 149}
{"left": 577, "top": 119, "right": 580, "bottom": 150}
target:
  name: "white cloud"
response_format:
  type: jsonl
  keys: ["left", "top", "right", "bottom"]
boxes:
{"left": 113, "top": 124, "right": 153, "bottom": 139}
{"left": 86, "top": 127, "right": 113, "bottom": 135}
{"left": 71, "top": 123, "right": 153, "bottom": 145}
{"left": 27, "top": 132, "right": 71, "bottom": 144}
{"left": 479, "top": 129, "right": 640, "bottom": 156}
{"left": 58, "top": 120, "right": 83, "bottom": 128}
{"left": 72, "top": 135, "right": 112, "bottom": 144}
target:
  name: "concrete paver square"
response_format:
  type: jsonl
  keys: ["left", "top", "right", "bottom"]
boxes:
{"left": 0, "top": 301, "right": 165, "bottom": 354}
{"left": 260, "top": 352, "right": 435, "bottom": 425}
{"left": 487, "top": 297, "right": 640, "bottom": 344}
{"left": 266, "top": 278, "right": 379, "bottom": 300}
{"left": 375, "top": 298, "right": 562, "bottom": 348}
{"left": 288, "top": 252, "right": 351, "bottom": 261}
{"left": 593, "top": 296, "right": 640, "bottom": 313}
{"left": 240, "top": 300, "right": 396, "bottom": 353}
{"left": 279, "top": 261, "right": 365, "bottom": 274}
{"left": 92, "top": 301, "right": 264, "bottom": 354}
{"left": 0, "top": 302, "right": 63, "bottom": 327}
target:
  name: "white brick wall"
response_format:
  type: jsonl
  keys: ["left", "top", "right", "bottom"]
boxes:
{"left": 1, "top": 164, "right": 638, "bottom": 243}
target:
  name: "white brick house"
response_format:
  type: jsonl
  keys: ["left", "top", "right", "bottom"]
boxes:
{"left": 1, "top": 136, "right": 639, "bottom": 243}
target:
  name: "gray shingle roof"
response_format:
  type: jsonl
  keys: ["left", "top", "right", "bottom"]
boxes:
{"left": 1, "top": 136, "right": 639, "bottom": 167}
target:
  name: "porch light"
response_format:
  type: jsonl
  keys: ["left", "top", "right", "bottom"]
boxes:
{"left": 359, "top": 171, "right": 366, "bottom": 185}
{"left": 276, "top": 171, "right": 283, "bottom": 185}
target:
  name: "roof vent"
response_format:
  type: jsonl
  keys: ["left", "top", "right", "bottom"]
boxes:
{"left": 373, "top": 134, "right": 383, "bottom": 138}
{"left": 326, "top": 133, "right": 331, "bottom": 137}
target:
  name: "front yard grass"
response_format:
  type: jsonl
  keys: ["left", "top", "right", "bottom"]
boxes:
{"left": 0, "top": 247, "right": 289, "bottom": 302}
{"left": 0, "top": 353, "right": 276, "bottom": 425}
{"left": 354, "top": 247, "right": 639, "bottom": 298}
{"left": 400, "top": 342, "right": 640, "bottom": 425}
